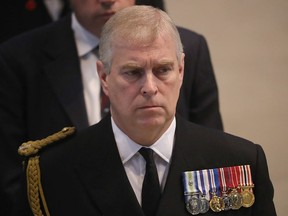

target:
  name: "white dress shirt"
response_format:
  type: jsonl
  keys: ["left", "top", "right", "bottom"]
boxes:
{"left": 71, "top": 14, "right": 101, "bottom": 125}
{"left": 44, "top": 0, "right": 64, "bottom": 21}
{"left": 111, "top": 117, "right": 176, "bottom": 205}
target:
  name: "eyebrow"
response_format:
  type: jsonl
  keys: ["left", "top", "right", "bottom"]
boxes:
{"left": 120, "top": 59, "right": 174, "bottom": 69}
{"left": 120, "top": 63, "right": 143, "bottom": 71}
{"left": 156, "top": 60, "right": 174, "bottom": 67}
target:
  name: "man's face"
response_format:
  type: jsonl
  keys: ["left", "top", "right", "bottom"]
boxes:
{"left": 70, "top": 0, "right": 135, "bottom": 36}
{"left": 98, "top": 35, "right": 184, "bottom": 143}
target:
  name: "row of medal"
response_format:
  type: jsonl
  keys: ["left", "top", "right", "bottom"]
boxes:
{"left": 182, "top": 165, "right": 255, "bottom": 215}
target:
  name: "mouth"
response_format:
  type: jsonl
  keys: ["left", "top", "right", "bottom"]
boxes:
{"left": 138, "top": 105, "right": 161, "bottom": 110}
{"left": 99, "top": 12, "right": 115, "bottom": 19}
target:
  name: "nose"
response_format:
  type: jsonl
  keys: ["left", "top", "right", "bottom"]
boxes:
{"left": 99, "top": 0, "right": 116, "bottom": 8}
{"left": 141, "top": 74, "right": 158, "bottom": 97}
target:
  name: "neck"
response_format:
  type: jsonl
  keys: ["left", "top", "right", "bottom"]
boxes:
{"left": 115, "top": 120, "right": 173, "bottom": 147}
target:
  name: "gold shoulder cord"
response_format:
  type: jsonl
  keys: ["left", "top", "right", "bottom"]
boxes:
{"left": 18, "top": 127, "right": 76, "bottom": 216}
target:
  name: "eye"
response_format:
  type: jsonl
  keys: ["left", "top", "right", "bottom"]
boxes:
{"left": 154, "top": 65, "right": 173, "bottom": 76}
{"left": 121, "top": 68, "right": 143, "bottom": 81}
{"left": 124, "top": 69, "right": 142, "bottom": 76}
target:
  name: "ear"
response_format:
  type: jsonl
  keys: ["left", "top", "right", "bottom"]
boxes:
{"left": 178, "top": 53, "right": 185, "bottom": 85}
{"left": 97, "top": 60, "right": 109, "bottom": 96}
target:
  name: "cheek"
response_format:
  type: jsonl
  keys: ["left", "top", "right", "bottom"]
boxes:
{"left": 108, "top": 79, "right": 135, "bottom": 101}
{"left": 175, "top": 72, "right": 184, "bottom": 90}
{"left": 167, "top": 75, "right": 182, "bottom": 90}
{"left": 121, "top": 0, "right": 135, "bottom": 8}
{"left": 165, "top": 78, "right": 182, "bottom": 102}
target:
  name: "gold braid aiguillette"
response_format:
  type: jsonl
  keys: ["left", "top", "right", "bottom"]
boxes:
{"left": 18, "top": 127, "right": 76, "bottom": 216}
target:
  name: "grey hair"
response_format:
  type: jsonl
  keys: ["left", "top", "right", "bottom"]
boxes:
{"left": 98, "top": 5, "right": 183, "bottom": 73}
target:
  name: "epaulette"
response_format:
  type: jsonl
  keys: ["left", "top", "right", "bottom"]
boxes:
{"left": 18, "top": 127, "right": 76, "bottom": 216}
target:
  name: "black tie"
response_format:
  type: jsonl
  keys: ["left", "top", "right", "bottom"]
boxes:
{"left": 139, "top": 148, "right": 161, "bottom": 216}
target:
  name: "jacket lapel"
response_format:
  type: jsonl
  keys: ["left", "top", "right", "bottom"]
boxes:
{"left": 157, "top": 142, "right": 189, "bottom": 215}
{"left": 157, "top": 116, "right": 217, "bottom": 216}
{"left": 73, "top": 117, "right": 144, "bottom": 216}
{"left": 43, "top": 16, "right": 89, "bottom": 130}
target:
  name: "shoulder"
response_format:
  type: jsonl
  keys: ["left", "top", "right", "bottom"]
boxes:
{"left": 176, "top": 116, "right": 260, "bottom": 163}
{"left": 176, "top": 26, "right": 210, "bottom": 60}
{"left": 18, "top": 127, "right": 77, "bottom": 160}
{"left": 176, "top": 26, "right": 206, "bottom": 46}
{"left": 0, "top": 16, "right": 72, "bottom": 55}
{"left": 37, "top": 116, "right": 113, "bottom": 163}
{"left": 177, "top": 26, "right": 200, "bottom": 38}
{"left": 178, "top": 116, "right": 249, "bottom": 140}
{"left": 0, "top": 16, "right": 74, "bottom": 73}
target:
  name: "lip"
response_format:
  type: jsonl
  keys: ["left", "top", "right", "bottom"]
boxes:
{"left": 99, "top": 12, "right": 115, "bottom": 18}
{"left": 139, "top": 105, "right": 161, "bottom": 110}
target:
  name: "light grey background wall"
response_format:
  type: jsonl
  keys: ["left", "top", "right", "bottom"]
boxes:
{"left": 165, "top": 0, "right": 288, "bottom": 215}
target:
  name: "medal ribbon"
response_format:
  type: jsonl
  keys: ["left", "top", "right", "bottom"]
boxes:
{"left": 195, "top": 170, "right": 201, "bottom": 195}
{"left": 183, "top": 170, "right": 212, "bottom": 196}
{"left": 229, "top": 166, "right": 237, "bottom": 189}
{"left": 182, "top": 171, "right": 198, "bottom": 202}
{"left": 239, "top": 165, "right": 245, "bottom": 187}
{"left": 244, "top": 165, "right": 253, "bottom": 187}
{"left": 218, "top": 167, "right": 227, "bottom": 195}
{"left": 207, "top": 169, "right": 214, "bottom": 200}
{"left": 200, "top": 169, "right": 211, "bottom": 200}
{"left": 224, "top": 167, "right": 232, "bottom": 191}
{"left": 212, "top": 168, "right": 221, "bottom": 197}
{"left": 235, "top": 165, "right": 254, "bottom": 188}
{"left": 183, "top": 165, "right": 253, "bottom": 206}
{"left": 234, "top": 166, "right": 241, "bottom": 191}
{"left": 241, "top": 165, "right": 254, "bottom": 193}
{"left": 208, "top": 169, "right": 216, "bottom": 196}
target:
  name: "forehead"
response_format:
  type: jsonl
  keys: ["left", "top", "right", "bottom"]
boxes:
{"left": 111, "top": 34, "right": 177, "bottom": 60}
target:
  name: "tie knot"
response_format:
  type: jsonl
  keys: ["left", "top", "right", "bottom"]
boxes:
{"left": 139, "top": 148, "right": 154, "bottom": 164}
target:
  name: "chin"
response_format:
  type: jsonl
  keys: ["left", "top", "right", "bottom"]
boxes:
{"left": 136, "top": 116, "right": 167, "bottom": 128}
{"left": 134, "top": 109, "right": 172, "bottom": 127}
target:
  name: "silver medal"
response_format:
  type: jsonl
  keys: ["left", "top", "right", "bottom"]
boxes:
{"left": 186, "top": 195, "right": 201, "bottom": 215}
{"left": 199, "top": 194, "right": 209, "bottom": 214}
{"left": 222, "top": 192, "right": 232, "bottom": 211}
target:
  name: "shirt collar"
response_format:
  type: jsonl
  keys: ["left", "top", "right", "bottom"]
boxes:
{"left": 71, "top": 13, "right": 99, "bottom": 57}
{"left": 111, "top": 117, "right": 176, "bottom": 165}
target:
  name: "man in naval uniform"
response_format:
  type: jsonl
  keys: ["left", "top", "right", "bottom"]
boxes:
{"left": 18, "top": 5, "right": 276, "bottom": 216}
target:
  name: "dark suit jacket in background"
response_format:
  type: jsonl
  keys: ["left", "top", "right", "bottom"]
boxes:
{"left": 0, "top": 0, "right": 70, "bottom": 43}
{"left": 0, "top": 15, "right": 222, "bottom": 214}
{"left": 0, "top": 0, "right": 164, "bottom": 43}
{"left": 20, "top": 115, "right": 276, "bottom": 216}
